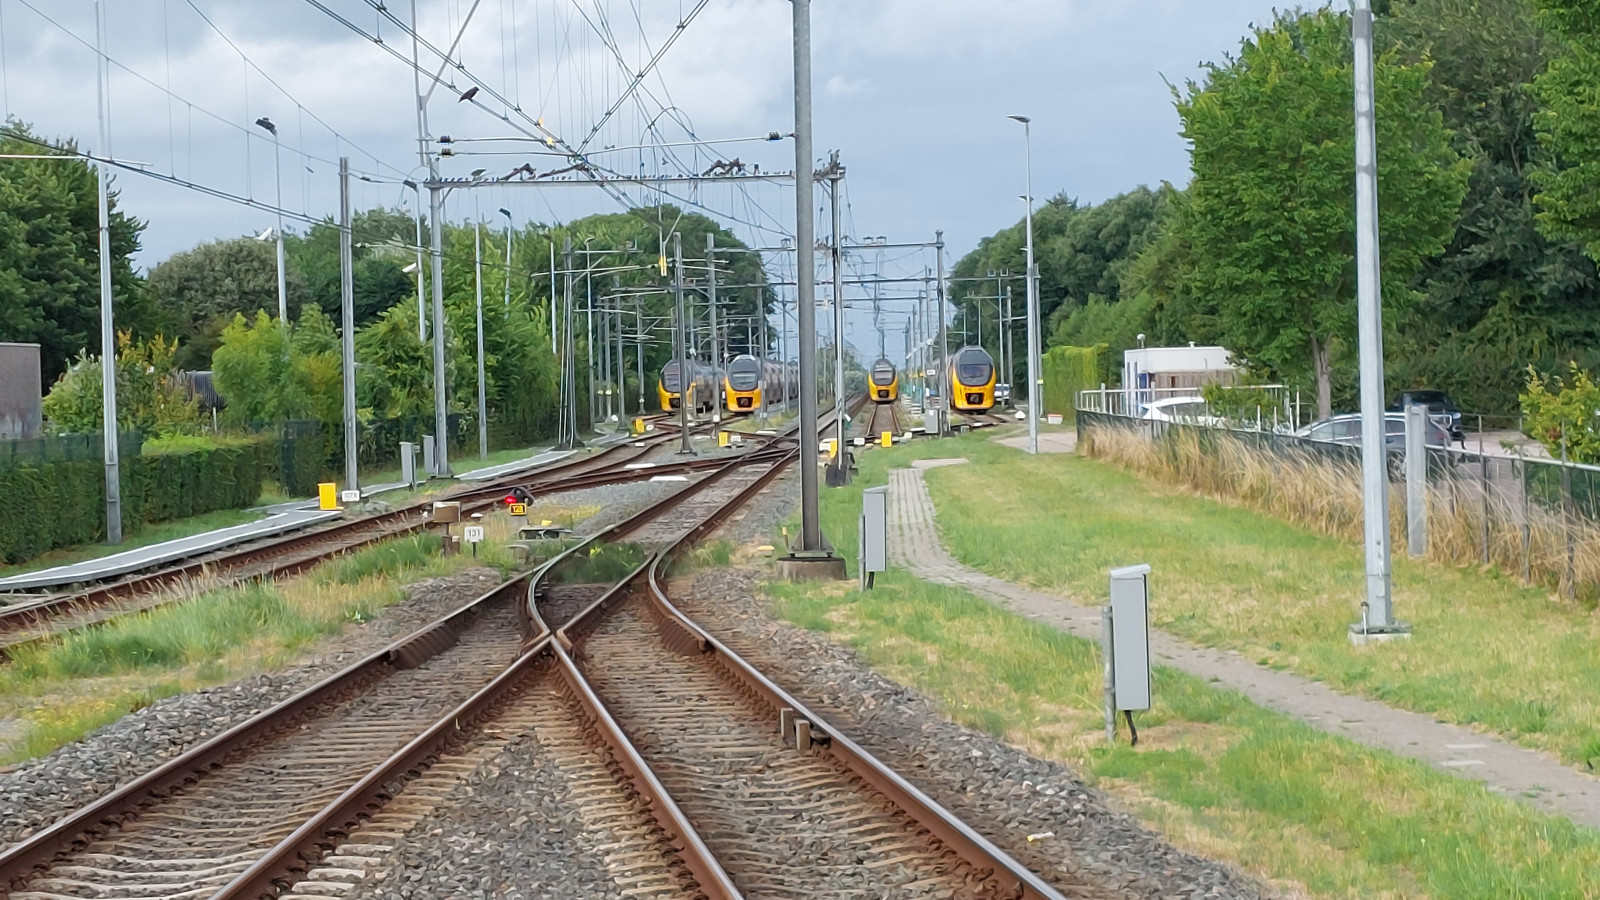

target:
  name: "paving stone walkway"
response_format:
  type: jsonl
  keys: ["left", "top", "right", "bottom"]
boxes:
{"left": 888, "top": 459, "right": 1600, "bottom": 831}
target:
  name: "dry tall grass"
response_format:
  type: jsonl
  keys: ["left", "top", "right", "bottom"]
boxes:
{"left": 1082, "top": 422, "right": 1600, "bottom": 603}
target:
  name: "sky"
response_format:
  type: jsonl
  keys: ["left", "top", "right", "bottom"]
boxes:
{"left": 0, "top": 0, "right": 1287, "bottom": 361}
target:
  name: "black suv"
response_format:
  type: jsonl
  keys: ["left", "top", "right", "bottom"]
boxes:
{"left": 1388, "top": 389, "right": 1464, "bottom": 443}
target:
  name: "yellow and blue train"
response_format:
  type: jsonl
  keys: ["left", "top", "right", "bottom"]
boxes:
{"left": 869, "top": 358, "right": 899, "bottom": 403}
{"left": 657, "top": 359, "right": 718, "bottom": 415}
{"left": 947, "top": 345, "right": 997, "bottom": 413}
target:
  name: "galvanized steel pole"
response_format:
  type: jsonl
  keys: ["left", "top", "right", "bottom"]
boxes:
{"left": 1011, "top": 116, "right": 1042, "bottom": 454}
{"left": 1351, "top": 0, "right": 1400, "bottom": 635}
{"left": 936, "top": 238, "right": 949, "bottom": 437}
{"left": 428, "top": 163, "right": 450, "bottom": 477}
{"left": 475, "top": 221, "right": 488, "bottom": 459}
{"left": 674, "top": 232, "right": 693, "bottom": 455}
{"left": 339, "top": 159, "right": 359, "bottom": 492}
{"left": 271, "top": 131, "right": 287, "bottom": 323}
{"left": 93, "top": 0, "right": 121, "bottom": 544}
{"left": 706, "top": 232, "right": 722, "bottom": 426}
{"left": 793, "top": 0, "right": 822, "bottom": 551}
{"left": 826, "top": 154, "right": 847, "bottom": 463}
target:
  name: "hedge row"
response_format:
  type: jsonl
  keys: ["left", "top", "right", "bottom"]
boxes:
{"left": 0, "top": 437, "right": 267, "bottom": 564}
{"left": 1042, "top": 344, "right": 1106, "bottom": 416}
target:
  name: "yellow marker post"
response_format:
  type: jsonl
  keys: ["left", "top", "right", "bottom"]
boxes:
{"left": 881, "top": 431, "right": 893, "bottom": 448}
{"left": 826, "top": 438, "right": 838, "bottom": 459}
{"left": 718, "top": 431, "right": 730, "bottom": 448}
{"left": 632, "top": 417, "right": 645, "bottom": 435}
{"left": 317, "top": 482, "right": 339, "bottom": 511}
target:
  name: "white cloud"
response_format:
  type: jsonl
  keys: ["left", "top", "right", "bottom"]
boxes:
{"left": 825, "top": 75, "right": 873, "bottom": 98}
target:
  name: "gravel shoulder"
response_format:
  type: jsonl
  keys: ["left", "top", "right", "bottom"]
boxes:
{"left": 673, "top": 566, "right": 1275, "bottom": 900}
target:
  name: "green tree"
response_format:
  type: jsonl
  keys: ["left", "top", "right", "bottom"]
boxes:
{"left": 41, "top": 333, "right": 198, "bottom": 436}
{"left": 1531, "top": 0, "right": 1600, "bottom": 261}
{"left": 210, "top": 309, "right": 341, "bottom": 426}
{"left": 1171, "top": 8, "right": 1469, "bottom": 418}
{"left": 285, "top": 207, "right": 419, "bottom": 328}
{"left": 1384, "top": 0, "right": 1600, "bottom": 414}
{"left": 147, "top": 237, "right": 310, "bottom": 370}
{"left": 0, "top": 121, "right": 155, "bottom": 384}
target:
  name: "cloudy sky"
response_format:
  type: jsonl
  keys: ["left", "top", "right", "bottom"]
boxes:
{"left": 0, "top": 0, "right": 1286, "bottom": 357}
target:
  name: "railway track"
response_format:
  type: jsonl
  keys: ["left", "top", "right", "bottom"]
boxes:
{"left": 862, "top": 400, "right": 905, "bottom": 441}
{"left": 3, "top": 397, "right": 1064, "bottom": 900}
{"left": 0, "top": 425, "right": 773, "bottom": 655}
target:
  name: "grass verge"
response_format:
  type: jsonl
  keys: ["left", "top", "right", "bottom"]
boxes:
{"left": 0, "top": 512, "right": 526, "bottom": 765}
{"left": 906, "top": 433, "right": 1600, "bottom": 770}
{"left": 762, "top": 435, "right": 1600, "bottom": 898}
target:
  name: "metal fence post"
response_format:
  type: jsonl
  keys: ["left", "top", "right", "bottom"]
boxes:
{"left": 1562, "top": 426, "right": 1575, "bottom": 599}
{"left": 1519, "top": 449, "right": 1531, "bottom": 585}
{"left": 1480, "top": 437, "right": 1490, "bottom": 565}
{"left": 1405, "top": 402, "right": 1428, "bottom": 558}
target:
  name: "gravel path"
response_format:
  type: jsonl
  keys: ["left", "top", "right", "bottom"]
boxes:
{"left": 673, "top": 566, "right": 1275, "bottom": 900}
{"left": 0, "top": 567, "right": 502, "bottom": 850}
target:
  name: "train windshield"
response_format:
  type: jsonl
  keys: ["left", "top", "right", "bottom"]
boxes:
{"left": 661, "top": 361, "right": 681, "bottom": 392}
{"left": 955, "top": 349, "right": 993, "bottom": 385}
{"left": 727, "top": 357, "right": 762, "bottom": 390}
{"left": 871, "top": 360, "right": 897, "bottom": 386}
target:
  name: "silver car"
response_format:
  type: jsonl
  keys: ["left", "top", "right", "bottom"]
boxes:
{"left": 1295, "top": 413, "right": 1451, "bottom": 450}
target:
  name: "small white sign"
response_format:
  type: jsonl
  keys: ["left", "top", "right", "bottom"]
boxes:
{"left": 463, "top": 525, "right": 485, "bottom": 543}
{"left": 340, "top": 489, "right": 361, "bottom": 503}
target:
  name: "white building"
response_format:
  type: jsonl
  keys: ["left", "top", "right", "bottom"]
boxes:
{"left": 1123, "top": 344, "right": 1238, "bottom": 408}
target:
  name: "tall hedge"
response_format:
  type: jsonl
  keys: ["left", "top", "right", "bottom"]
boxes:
{"left": 0, "top": 437, "right": 266, "bottom": 564}
{"left": 1042, "top": 345, "right": 1106, "bottom": 415}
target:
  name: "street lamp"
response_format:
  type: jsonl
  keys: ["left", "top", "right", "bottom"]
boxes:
{"left": 1009, "top": 114, "right": 1042, "bottom": 455}
{"left": 499, "top": 207, "right": 513, "bottom": 308}
{"left": 254, "top": 117, "right": 287, "bottom": 323}
{"left": 403, "top": 178, "right": 426, "bottom": 342}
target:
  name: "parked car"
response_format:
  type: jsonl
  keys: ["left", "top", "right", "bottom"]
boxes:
{"left": 1388, "top": 389, "right": 1464, "bottom": 442}
{"left": 1139, "top": 396, "right": 1229, "bottom": 426}
{"left": 1295, "top": 412, "right": 1451, "bottom": 450}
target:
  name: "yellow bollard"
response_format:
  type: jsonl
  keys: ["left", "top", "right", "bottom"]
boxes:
{"left": 317, "top": 482, "right": 339, "bottom": 511}
{"left": 632, "top": 417, "right": 645, "bottom": 435}
{"left": 881, "top": 431, "right": 893, "bottom": 448}
{"left": 718, "top": 430, "right": 731, "bottom": 448}
{"left": 826, "top": 438, "right": 838, "bottom": 459}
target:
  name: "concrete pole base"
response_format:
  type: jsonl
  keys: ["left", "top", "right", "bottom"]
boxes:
{"left": 1348, "top": 621, "right": 1413, "bottom": 646}
{"left": 776, "top": 554, "right": 848, "bottom": 582}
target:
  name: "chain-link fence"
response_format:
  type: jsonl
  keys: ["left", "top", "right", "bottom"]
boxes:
{"left": 1078, "top": 410, "right": 1600, "bottom": 601}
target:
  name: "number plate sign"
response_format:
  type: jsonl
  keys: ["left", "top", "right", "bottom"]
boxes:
{"left": 463, "top": 525, "right": 485, "bottom": 543}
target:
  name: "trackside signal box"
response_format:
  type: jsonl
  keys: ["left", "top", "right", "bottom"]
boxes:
{"left": 859, "top": 486, "right": 888, "bottom": 589}
{"left": 1104, "top": 563, "right": 1152, "bottom": 744}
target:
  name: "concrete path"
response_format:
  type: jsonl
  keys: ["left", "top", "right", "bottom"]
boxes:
{"left": 888, "top": 460, "right": 1600, "bottom": 830}
{"left": 0, "top": 508, "right": 342, "bottom": 592}
{"left": 994, "top": 430, "right": 1077, "bottom": 454}
{"left": 454, "top": 448, "right": 574, "bottom": 482}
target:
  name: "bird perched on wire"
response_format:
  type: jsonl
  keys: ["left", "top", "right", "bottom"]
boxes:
{"left": 458, "top": 86, "right": 479, "bottom": 103}
{"left": 702, "top": 158, "right": 746, "bottom": 177}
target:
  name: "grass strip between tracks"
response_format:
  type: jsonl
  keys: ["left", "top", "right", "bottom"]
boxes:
{"left": 763, "top": 431, "right": 1600, "bottom": 900}
{"left": 0, "top": 508, "right": 552, "bottom": 765}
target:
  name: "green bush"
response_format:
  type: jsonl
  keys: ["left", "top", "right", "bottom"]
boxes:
{"left": 1042, "top": 344, "right": 1106, "bottom": 416}
{"left": 0, "top": 436, "right": 267, "bottom": 564}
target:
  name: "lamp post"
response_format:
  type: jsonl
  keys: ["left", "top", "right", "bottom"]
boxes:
{"left": 499, "top": 207, "right": 513, "bottom": 308}
{"left": 1349, "top": 0, "right": 1405, "bottom": 640}
{"left": 404, "top": 179, "right": 426, "bottom": 341}
{"left": 1009, "top": 114, "right": 1041, "bottom": 455}
{"left": 93, "top": 0, "right": 121, "bottom": 544}
{"left": 254, "top": 117, "right": 287, "bottom": 323}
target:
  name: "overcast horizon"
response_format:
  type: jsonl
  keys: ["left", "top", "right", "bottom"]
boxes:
{"left": 1, "top": 0, "right": 1286, "bottom": 358}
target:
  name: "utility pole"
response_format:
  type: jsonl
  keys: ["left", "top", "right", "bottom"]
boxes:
{"left": 559, "top": 237, "right": 576, "bottom": 449}
{"left": 586, "top": 258, "right": 596, "bottom": 429}
{"left": 428, "top": 167, "right": 450, "bottom": 477}
{"left": 475, "top": 220, "right": 488, "bottom": 459}
{"left": 409, "top": 181, "right": 426, "bottom": 341}
{"left": 1010, "top": 115, "right": 1042, "bottom": 454}
{"left": 936, "top": 239, "right": 949, "bottom": 437}
{"left": 408, "top": 0, "right": 429, "bottom": 343}
{"left": 635, "top": 297, "right": 646, "bottom": 415}
{"left": 93, "top": 0, "right": 121, "bottom": 544}
{"left": 758, "top": 290, "right": 771, "bottom": 424}
{"left": 673, "top": 232, "right": 693, "bottom": 455}
{"left": 1003, "top": 284, "right": 1014, "bottom": 405}
{"left": 1350, "top": 0, "right": 1404, "bottom": 639}
{"left": 792, "top": 0, "right": 825, "bottom": 556}
{"left": 706, "top": 232, "right": 722, "bottom": 426}
{"left": 339, "top": 158, "right": 359, "bottom": 492}
{"left": 820, "top": 151, "right": 848, "bottom": 476}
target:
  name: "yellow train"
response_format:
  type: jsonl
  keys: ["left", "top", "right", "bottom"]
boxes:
{"left": 947, "top": 345, "right": 996, "bottom": 413}
{"left": 658, "top": 359, "right": 717, "bottom": 415}
{"left": 869, "top": 358, "right": 899, "bottom": 403}
{"left": 723, "top": 354, "right": 801, "bottom": 415}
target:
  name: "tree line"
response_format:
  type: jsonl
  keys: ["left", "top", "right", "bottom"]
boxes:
{"left": 951, "top": 0, "right": 1600, "bottom": 421}
{"left": 2, "top": 116, "right": 774, "bottom": 454}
